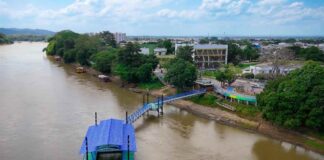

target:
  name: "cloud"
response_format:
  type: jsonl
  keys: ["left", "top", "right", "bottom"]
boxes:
{"left": 0, "top": 0, "right": 323, "bottom": 35}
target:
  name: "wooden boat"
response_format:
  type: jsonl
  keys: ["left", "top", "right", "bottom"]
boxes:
{"left": 76, "top": 67, "right": 86, "bottom": 73}
{"left": 98, "top": 75, "right": 110, "bottom": 82}
{"left": 54, "top": 56, "right": 61, "bottom": 61}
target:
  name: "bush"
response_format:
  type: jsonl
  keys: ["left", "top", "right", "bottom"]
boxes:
{"left": 63, "top": 49, "right": 76, "bottom": 63}
{"left": 242, "top": 73, "right": 254, "bottom": 79}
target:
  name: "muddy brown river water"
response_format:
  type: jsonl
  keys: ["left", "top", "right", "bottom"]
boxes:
{"left": 0, "top": 42, "right": 323, "bottom": 160}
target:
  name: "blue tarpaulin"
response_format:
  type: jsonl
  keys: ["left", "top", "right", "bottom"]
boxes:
{"left": 79, "top": 119, "right": 136, "bottom": 154}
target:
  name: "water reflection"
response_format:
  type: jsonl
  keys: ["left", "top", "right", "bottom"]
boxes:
{"left": 252, "top": 139, "right": 323, "bottom": 160}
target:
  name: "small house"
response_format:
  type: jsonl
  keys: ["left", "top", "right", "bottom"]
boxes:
{"left": 154, "top": 48, "right": 167, "bottom": 56}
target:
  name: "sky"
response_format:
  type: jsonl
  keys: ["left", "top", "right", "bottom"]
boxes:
{"left": 0, "top": 0, "right": 324, "bottom": 36}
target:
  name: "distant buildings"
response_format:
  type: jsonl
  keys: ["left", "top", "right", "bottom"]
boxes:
{"left": 113, "top": 32, "right": 126, "bottom": 43}
{"left": 242, "top": 63, "right": 301, "bottom": 75}
{"left": 193, "top": 44, "right": 228, "bottom": 70}
{"left": 154, "top": 48, "right": 167, "bottom": 56}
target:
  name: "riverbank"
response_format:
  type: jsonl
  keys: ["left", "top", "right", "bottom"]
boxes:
{"left": 128, "top": 86, "right": 324, "bottom": 155}
{"left": 50, "top": 56, "right": 324, "bottom": 155}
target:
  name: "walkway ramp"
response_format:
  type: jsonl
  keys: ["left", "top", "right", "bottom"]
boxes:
{"left": 127, "top": 89, "right": 206, "bottom": 124}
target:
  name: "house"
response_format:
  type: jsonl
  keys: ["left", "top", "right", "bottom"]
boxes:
{"left": 154, "top": 48, "right": 167, "bottom": 56}
{"left": 242, "top": 63, "right": 301, "bottom": 75}
{"left": 139, "top": 48, "right": 150, "bottom": 55}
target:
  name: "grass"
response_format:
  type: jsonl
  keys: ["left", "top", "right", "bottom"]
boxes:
{"left": 221, "top": 100, "right": 260, "bottom": 118}
{"left": 305, "top": 139, "right": 324, "bottom": 151}
{"left": 158, "top": 57, "right": 173, "bottom": 68}
{"left": 140, "top": 43, "right": 158, "bottom": 54}
{"left": 202, "top": 70, "right": 216, "bottom": 77}
{"left": 238, "top": 62, "right": 258, "bottom": 69}
{"left": 188, "top": 94, "right": 218, "bottom": 107}
{"left": 138, "top": 79, "right": 164, "bottom": 90}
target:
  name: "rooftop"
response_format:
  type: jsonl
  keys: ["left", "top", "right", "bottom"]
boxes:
{"left": 79, "top": 119, "right": 136, "bottom": 154}
{"left": 194, "top": 44, "right": 228, "bottom": 49}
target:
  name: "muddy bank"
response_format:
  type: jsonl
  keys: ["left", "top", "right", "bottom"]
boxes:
{"left": 166, "top": 99, "right": 324, "bottom": 155}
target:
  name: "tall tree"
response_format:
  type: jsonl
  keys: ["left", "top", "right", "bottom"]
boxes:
{"left": 165, "top": 59, "right": 197, "bottom": 90}
{"left": 227, "top": 43, "right": 242, "bottom": 65}
{"left": 176, "top": 46, "right": 194, "bottom": 62}
{"left": 99, "top": 31, "right": 117, "bottom": 48}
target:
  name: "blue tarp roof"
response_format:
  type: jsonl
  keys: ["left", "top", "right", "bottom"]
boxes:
{"left": 79, "top": 119, "right": 136, "bottom": 154}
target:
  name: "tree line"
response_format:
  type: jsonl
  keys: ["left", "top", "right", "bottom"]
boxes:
{"left": 257, "top": 61, "right": 324, "bottom": 132}
{"left": 0, "top": 33, "right": 13, "bottom": 44}
{"left": 45, "top": 30, "right": 158, "bottom": 84}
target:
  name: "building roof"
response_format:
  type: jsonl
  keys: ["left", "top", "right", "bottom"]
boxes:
{"left": 194, "top": 44, "right": 228, "bottom": 50}
{"left": 154, "top": 48, "right": 167, "bottom": 52}
{"left": 79, "top": 119, "right": 136, "bottom": 154}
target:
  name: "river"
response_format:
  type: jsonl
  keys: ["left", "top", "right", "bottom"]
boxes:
{"left": 0, "top": 42, "right": 323, "bottom": 160}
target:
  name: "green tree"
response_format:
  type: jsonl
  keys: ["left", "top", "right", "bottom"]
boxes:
{"left": 165, "top": 59, "right": 197, "bottom": 90}
{"left": 91, "top": 48, "right": 118, "bottom": 74}
{"left": 157, "top": 39, "right": 173, "bottom": 54}
{"left": 242, "top": 44, "right": 259, "bottom": 61}
{"left": 63, "top": 49, "right": 77, "bottom": 63}
{"left": 176, "top": 46, "right": 193, "bottom": 62}
{"left": 99, "top": 31, "right": 116, "bottom": 48}
{"left": 257, "top": 61, "right": 324, "bottom": 131}
{"left": 74, "top": 35, "right": 103, "bottom": 65}
{"left": 227, "top": 43, "right": 242, "bottom": 65}
{"left": 45, "top": 30, "right": 79, "bottom": 56}
{"left": 114, "top": 42, "right": 158, "bottom": 83}
{"left": 199, "top": 38, "right": 209, "bottom": 44}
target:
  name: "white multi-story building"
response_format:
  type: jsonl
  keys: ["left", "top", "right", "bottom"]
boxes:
{"left": 193, "top": 44, "right": 228, "bottom": 70}
{"left": 113, "top": 32, "right": 126, "bottom": 43}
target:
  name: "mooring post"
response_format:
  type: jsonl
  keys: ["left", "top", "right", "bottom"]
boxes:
{"left": 161, "top": 95, "right": 164, "bottom": 115}
{"left": 143, "top": 94, "right": 145, "bottom": 105}
{"left": 95, "top": 112, "right": 97, "bottom": 126}
{"left": 126, "top": 111, "right": 128, "bottom": 124}
{"left": 157, "top": 97, "right": 160, "bottom": 117}
{"left": 127, "top": 135, "right": 130, "bottom": 160}
{"left": 85, "top": 137, "right": 89, "bottom": 160}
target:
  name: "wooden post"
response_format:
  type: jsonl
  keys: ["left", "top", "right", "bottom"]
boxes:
{"left": 146, "top": 92, "right": 149, "bottom": 103}
{"left": 95, "top": 112, "right": 97, "bottom": 126}
{"left": 127, "top": 135, "right": 130, "bottom": 160}
{"left": 143, "top": 94, "right": 145, "bottom": 105}
{"left": 126, "top": 112, "right": 128, "bottom": 124}
{"left": 157, "top": 97, "right": 160, "bottom": 117}
{"left": 85, "top": 137, "right": 89, "bottom": 160}
{"left": 161, "top": 95, "right": 164, "bottom": 115}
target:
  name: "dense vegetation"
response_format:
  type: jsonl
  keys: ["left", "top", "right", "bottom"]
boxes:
{"left": 289, "top": 46, "right": 324, "bottom": 62}
{"left": 164, "top": 46, "right": 197, "bottom": 90}
{"left": 0, "top": 33, "right": 13, "bottom": 44}
{"left": 45, "top": 30, "right": 159, "bottom": 84}
{"left": 7, "top": 35, "right": 50, "bottom": 42}
{"left": 257, "top": 61, "right": 324, "bottom": 131}
{"left": 227, "top": 43, "right": 259, "bottom": 65}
